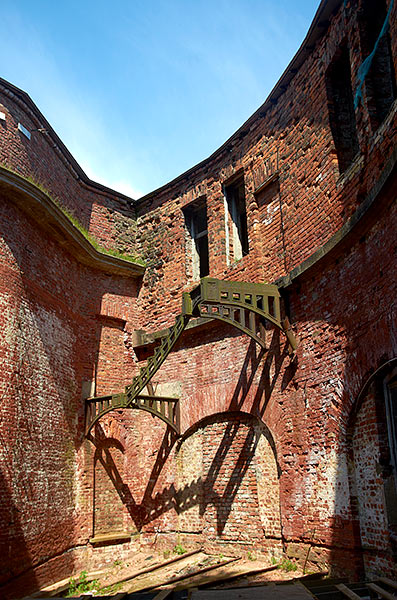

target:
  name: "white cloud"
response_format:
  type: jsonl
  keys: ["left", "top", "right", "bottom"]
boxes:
{"left": 81, "top": 162, "right": 144, "bottom": 200}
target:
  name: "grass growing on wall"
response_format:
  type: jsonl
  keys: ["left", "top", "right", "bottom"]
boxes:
{"left": 0, "top": 163, "right": 146, "bottom": 267}
{"left": 52, "top": 196, "right": 146, "bottom": 266}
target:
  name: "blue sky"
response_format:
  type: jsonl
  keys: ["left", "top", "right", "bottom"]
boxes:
{"left": 1, "top": 1, "right": 319, "bottom": 198}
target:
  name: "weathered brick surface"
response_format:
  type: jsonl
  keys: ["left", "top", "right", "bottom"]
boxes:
{"left": 135, "top": 0, "right": 396, "bottom": 333}
{"left": 0, "top": 0, "right": 396, "bottom": 596}
{"left": 175, "top": 414, "right": 282, "bottom": 557}
{"left": 0, "top": 197, "right": 141, "bottom": 595}
{"left": 352, "top": 388, "right": 393, "bottom": 575}
{"left": 0, "top": 81, "right": 138, "bottom": 255}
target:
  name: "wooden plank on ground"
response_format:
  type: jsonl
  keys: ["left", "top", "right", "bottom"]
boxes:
{"left": 189, "top": 562, "right": 279, "bottom": 590}
{"left": 294, "top": 581, "right": 317, "bottom": 599}
{"left": 116, "top": 548, "right": 202, "bottom": 585}
{"left": 25, "top": 590, "right": 126, "bottom": 600}
{"left": 127, "top": 557, "right": 240, "bottom": 593}
{"left": 25, "top": 569, "right": 107, "bottom": 598}
{"left": 191, "top": 582, "right": 314, "bottom": 599}
{"left": 367, "top": 582, "right": 396, "bottom": 600}
{"left": 378, "top": 577, "right": 397, "bottom": 590}
{"left": 335, "top": 583, "right": 361, "bottom": 600}
{"left": 23, "top": 597, "right": 66, "bottom": 600}
{"left": 153, "top": 589, "right": 174, "bottom": 599}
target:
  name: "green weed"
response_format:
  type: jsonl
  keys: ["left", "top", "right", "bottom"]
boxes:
{"left": 66, "top": 570, "right": 123, "bottom": 597}
{"left": 280, "top": 558, "right": 298, "bottom": 572}
{"left": 173, "top": 544, "right": 186, "bottom": 555}
{"left": 66, "top": 571, "right": 100, "bottom": 596}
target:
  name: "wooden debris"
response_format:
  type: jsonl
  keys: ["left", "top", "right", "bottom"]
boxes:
{"left": 367, "top": 582, "right": 396, "bottom": 600}
{"left": 153, "top": 589, "right": 174, "bottom": 599}
{"left": 160, "top": 561, "right": 280, "bottom": 593}
{"left": 115, "top": 548, "right": 202, "bottom": 586}
{"left": 191, "top": 581, "right": 314, "bottom": 599}
{"left": 378, "top": 577, "right": 397, "bottom": 590}
{"left": 195, "top": 562, "right": 280, "bottom": 589}
{"left": 127, "top": 557, "right": 240, "bottom": 593}
{"left": 335, "top": 583, "right": 361, "bottom": 600}
{"left": 25, "top": 569, "right": 107, "bottom": 598}
{"left": 293, "top": 580, "right": 317, "bottom": 599}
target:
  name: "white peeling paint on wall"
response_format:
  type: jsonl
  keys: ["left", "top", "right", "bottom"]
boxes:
{"left": 292, "top": 447, "right": 351, "bottom": 520}
{"left": 0, "top": 289, "right": 78, "bottom": 541}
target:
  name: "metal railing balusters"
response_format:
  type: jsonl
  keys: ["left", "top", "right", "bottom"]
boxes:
{"left": 86, "top": 278, "right": 297, "bottom": 435}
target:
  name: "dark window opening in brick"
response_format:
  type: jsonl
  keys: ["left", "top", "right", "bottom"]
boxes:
{"left": 184, "top": 198, "right": 209, "bottom": 280}
{"left": 358, "top": 0, "right": 396, "bottom": 129}
{"left": 385, "top": 375, "right": 397, "bottom": 480}
{"left": 225, "top": 176, "right": 249, "bottom": 262}
{"left": 383, "top": 371, "right": 397, "bottom": 540}
{"left": 325, "top": 45, "right": 360, "bottom": 173}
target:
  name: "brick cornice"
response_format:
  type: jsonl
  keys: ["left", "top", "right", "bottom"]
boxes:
{"left": 0, "top": 166, "right": 145, "bottom": 277}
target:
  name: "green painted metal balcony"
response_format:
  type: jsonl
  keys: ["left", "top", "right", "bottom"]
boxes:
{"left": 85, "top": 278, "right": 297, "bottom": 435}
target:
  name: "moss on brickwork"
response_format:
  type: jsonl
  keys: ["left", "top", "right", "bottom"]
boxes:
{"left": 0, "top": 0, "right": 396, "bottom": 591}
{"left": 0, "top": 163, "right": 145, "bottom": 267}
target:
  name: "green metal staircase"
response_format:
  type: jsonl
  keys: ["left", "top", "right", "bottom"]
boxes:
{"left": 85, "top": 278, "right": 297, "bottom": 435}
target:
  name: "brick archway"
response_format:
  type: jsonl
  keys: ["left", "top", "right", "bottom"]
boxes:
{"left": 175, "top": 411, "right": 282, "bottom": 556}
{"left": 348, "top": 358, "right": 397, "bottom": 577}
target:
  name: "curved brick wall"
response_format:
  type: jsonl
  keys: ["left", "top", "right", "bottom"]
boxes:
{"left": 0, "top": 185, "right": 142, "bottom": 597}
{"left": 0, "top": 0, "right": 396, "bottom": 596}
{"left": 0, "top": 79, "right": 138, "bottom": 255}
{"left": 135, "top": 0, "right": 397, "bottom": 331}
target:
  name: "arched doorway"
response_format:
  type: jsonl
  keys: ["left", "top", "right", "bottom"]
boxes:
{"left": 176, "top": 412, "right": 282, "bottom": 557}
{"left": 349, "top": 359, "right": 397, "bottom": 576}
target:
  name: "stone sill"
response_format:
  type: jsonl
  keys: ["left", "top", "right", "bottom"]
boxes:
{"left": 0, "top": 166, "right": 145, "bottom": 278}
{"left": 89, "top": 531, "right": 133, "bottom": 546}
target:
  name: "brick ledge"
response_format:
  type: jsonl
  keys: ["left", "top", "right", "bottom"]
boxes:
{"left": 0, "top": 166, "right": 145, "bottom": 277}
{"left": 89, "top": 531, "right": 133, "bottom": 546}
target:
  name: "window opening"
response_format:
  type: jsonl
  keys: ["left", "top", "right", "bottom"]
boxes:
{"left": 325, "top": 44, "right": 360, "bottom": 173}
{"left": 385, "top": 375, "right": 397, "bottom": 478}
{"left": 383, "top": 370, "right": 397, "bottom": 543}
{"left": 254, "top": 176, "right": 279, "bottom": 207}
{"left": 184, "top": 198, "right": 209, "bottom": 280}
{"left": 358, "top": 0, "right": 396, "bottom": 129}
{"left": 224, "top": 176, "right": 249, "bottom": 262}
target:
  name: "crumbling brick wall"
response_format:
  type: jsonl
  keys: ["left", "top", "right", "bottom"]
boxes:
{"left": 0, "top": 0, "right": 396, "bottom": 595}
{"left": 0, "top": 80, "right": 139, "bottom": 255}
{"left": 0, "top": 194, "right": 142, "bottom": 595}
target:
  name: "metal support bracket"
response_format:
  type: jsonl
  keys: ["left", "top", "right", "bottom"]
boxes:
{"left": 85, "top": 277, "right": 298, "bottom": 435}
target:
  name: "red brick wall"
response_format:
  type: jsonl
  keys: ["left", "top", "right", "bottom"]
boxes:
{"left": 122, "top": 178, "right": 394, "bottom": 576}
{"left": 352, "top": 387, "right": 394, "bottom": 576}
{"left": 175, "top": 413, "right": 282, "bottom": 558}
{"left": 0, "top": 196, "right": 141, "bottom": 596}
{"left": 0, "top": 82, "right": 138, "bottom": 255}
{"left": 0, "top": 0, "right": 396, "bottom": 594}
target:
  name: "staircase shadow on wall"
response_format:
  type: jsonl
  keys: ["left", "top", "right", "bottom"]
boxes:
{"left": 92, "top": 330, "right": 286, "bottom": 539}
